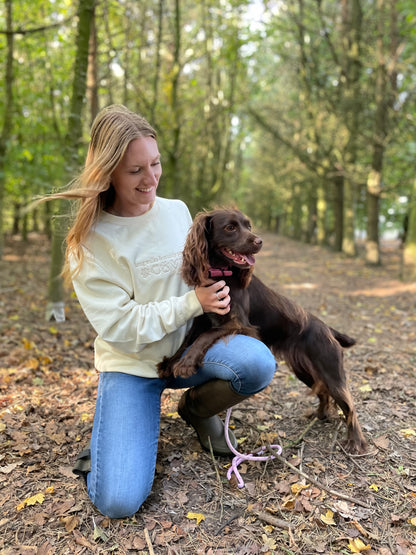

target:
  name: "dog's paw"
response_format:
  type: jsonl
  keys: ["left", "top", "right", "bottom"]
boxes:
{"left": 173, "top": 359, "right": 197, "bottom": 378}
{"left": 157, "top": 358, "right": 174, "bottom": 379}
{"left": 157, "top": 367, "right": 173, "bottom": 379}
{"left": 343, "top": 437, "right": 368, "bottom": 455}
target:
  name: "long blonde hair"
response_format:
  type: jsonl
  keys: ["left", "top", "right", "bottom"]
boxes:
{"left": 47, "top": 105, "right": 157, "bottom": 283}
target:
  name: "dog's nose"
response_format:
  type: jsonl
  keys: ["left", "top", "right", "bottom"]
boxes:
{"left": 254, "top": 237, "right": 263, "bottom": 247}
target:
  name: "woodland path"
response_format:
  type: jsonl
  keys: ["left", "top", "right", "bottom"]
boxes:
{"left": 0, "top": 232, "right": 415, "bottom": 554}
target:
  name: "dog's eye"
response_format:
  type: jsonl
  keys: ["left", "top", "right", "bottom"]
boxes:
{"left": 247, "top": 223, "right": 252, "bottom": 230}
{"left": 225, "top": 224, "right": 236, "bottom": 232}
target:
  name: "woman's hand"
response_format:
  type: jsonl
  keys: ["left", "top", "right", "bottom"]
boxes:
{"left": 195, "top": 280, "right": 230, "bottom": 315}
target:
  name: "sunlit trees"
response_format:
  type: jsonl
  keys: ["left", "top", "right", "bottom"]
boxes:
{"left": 0, "top": 0, "right": 415, "bottom": 281}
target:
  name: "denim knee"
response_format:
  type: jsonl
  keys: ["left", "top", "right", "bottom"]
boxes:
{"left": 90, "top": 481, "right": 151, "bottom": 519}
{"left": 236, "top": 337, "right": 277, "bottom": 394}
{"left": 169, "top": 335, "right": 277, "bottom": 395}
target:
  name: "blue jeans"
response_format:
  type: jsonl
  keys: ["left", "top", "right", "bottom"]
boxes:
{"left": 86, "top": 335, "right": 276, "bottom": 518}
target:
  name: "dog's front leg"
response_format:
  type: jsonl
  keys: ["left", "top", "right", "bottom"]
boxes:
{"left": 172, "top": 329, "right": 232, "bottom": 377}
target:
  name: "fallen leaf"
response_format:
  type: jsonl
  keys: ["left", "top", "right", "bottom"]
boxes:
{"left": 93, "top": 522, "right": 109, "bottom": 542}
{"left": 347, "top": 537, "right": 371, "bottom": 552}
{"left": 60, "top": 515, "right": 79, "bottom": 533}
{"left": 373, "top": 435, "right": 389, "bottom": 449}
{"left": 166, "top": 411, "right": 180, "bottom": 419}
{"left": 36, "top": 540, "right": 54, "bottom": 555}
{"left": 400, "top": 428, "right": 416, "bottom": 438}
{"left": 22, "top": 338, "right": 35, "bottom": 349}
{"left": 133, "top": 536, "right": 146, "bottom": 549}
{"left": 73, "top": 529, "right": 95, "bottom": 549}
{"left": 291, "top": 482, "right": 310, "bottom": 495}
{"left": 263, "top": 524, "right": 274, "bottom": 533}
{"left": 0, "top": 463, "right": 19, "bottom": 474}
{"left": 186, "top": 512, "right": 205, "bottom": 525}
{"left": 300, "top": 498, "right": 314, "bottom": 512}
{"left": 16, "top": 492, "right": 45, "bottom": 511}
{"left": 332, "top": 501, "right": 355, "bottom": 519}
{"left": 282, "top": 497, "right": 295, "bottom": 510}
{"left": 261, "top": 534, "right": 277, "bottom": 550}
{"left": 359, "top": 384, "right": 372, "bottom": 393}
{"left": 320, "top": 509, "right": 336, "bottom": 525}
{"left": 16, "top": 487, "right": 54, "bottom": 511}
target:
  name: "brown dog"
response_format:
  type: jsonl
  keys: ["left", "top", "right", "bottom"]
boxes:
{"left": 158, "top": 208, "right": 367, "bottom": 453}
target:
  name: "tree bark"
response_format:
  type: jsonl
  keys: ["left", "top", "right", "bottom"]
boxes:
{"left": 46, "top": 0, "right": 95, "bottom": 322}
{"left": 365, "top": 0, "right": 398, "bottom": 265}
{"left": 0, "top": 0, "right": 14, "bottom": 259}
{"left": 87, "top": 14, "right": 99, "bottom": 123}
{"left": 402, "top": 180, "right": 416, "bottom": 282}
{"left": 163, "top": 0, "right": 181, "bottom": 199}
{"left": 340, "top": 0, "right": 363, "bottom": 257}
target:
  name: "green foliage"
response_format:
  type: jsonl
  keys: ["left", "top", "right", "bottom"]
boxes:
{"left": 0, "top": 0, "right": 414, "bottom": 253}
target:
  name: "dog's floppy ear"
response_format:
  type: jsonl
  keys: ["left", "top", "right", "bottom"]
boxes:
{"left": 182, "top": 211, "right": 212, "bottom": 286}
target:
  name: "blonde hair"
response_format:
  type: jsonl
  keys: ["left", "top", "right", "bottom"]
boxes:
{"left": 47, "top": 105, "right": 157, "bottom": 283}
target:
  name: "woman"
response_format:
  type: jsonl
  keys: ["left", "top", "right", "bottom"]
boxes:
{"left": 56, "top": 104, "right": 276, "bottom": 518}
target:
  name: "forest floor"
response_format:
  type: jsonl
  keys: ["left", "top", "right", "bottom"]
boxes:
{"left": 0, "top": 231, "right": 415, "bottom": 555}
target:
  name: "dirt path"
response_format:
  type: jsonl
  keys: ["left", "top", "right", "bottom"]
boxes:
{"left": 0, "top": 233, "right": 415, "bottom": 554}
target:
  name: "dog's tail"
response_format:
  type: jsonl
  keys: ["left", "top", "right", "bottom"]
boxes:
{"left": 330, "top": 328, "right": 356, "bottom": 348}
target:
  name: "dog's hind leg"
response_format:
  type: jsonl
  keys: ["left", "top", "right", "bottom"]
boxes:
{"left": 301, "top": 336, "right": 367, "bottom": 453}
{"left": 328, "top": 383, "right": 367, "bottom": 453}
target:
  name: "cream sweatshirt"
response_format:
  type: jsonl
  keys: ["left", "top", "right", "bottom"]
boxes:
{"left": 71, "top": 197, "right": 203, "bottom": 377}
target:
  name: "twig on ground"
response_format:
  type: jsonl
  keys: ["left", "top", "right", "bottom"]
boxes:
{"left": 329, "top": 421, "right": 343, "bottom": 454}
{"left": 351, "top": 520, "right": 380, "bottom": 541}
{"left": 336, "top": 441, "right": 376, "bottom": 471}
{"left": 214, "top": 512, "right": 241, "bottom": 536}
{"left": 207, "top": 436, "right": 224, "bottom": 520}
{"left": 298, "top": 442, "right": 305, "bottom": 481}
{"left": 144, "top": 528, "right": 155, "bottom": 555}
{"left": 0, "top": 286, "right": 17, "bottom": 294}
{"left": 246, "top": 506, "right": 292, "bottom": 530}
{"left": 337, "top": 441, "right": 378, "bottom": 459}
{"left": 283, "top": 417, "right": 318, "bottom": 449}
{"left": 269, "top": 448, "right": 372, "bottom": 509}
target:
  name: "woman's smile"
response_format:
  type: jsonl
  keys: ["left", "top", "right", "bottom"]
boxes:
{"left": 109, "top": 137, "right": 162, "bottom": 216}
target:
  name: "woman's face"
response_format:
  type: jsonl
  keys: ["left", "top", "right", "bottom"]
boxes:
{"left": 110, "top": 137, "right": 162, "bottom": 217}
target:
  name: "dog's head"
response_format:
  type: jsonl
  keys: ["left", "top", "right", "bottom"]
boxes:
{"left": 182, "top": 208, "right": 262, "bottom": 287}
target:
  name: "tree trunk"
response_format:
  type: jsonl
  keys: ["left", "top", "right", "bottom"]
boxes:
{"left": 306, "top": 186, "right": 317, "bottom": 244}
{"left": 46, "top": 0, "right": 95, "bottom": 322}
{"left": 292, "top": 183, "right": 302, "bottom": 240}
{"left": 150, "top": 0, "right": 164, "bottom": 124}
{"left": 341, "top": 0, "right": 363, "bottom": 257}
{"left": 316, "top": 183, "right": 327, "bottom": 246}
{"left": 365, "top": 0, "right": 398, "bottom": 265}
{"left": 402, "top": 180, "right": 416, "bottom": 282}
{"left": 366, "top": 171, "right": 381, "bottom": 265}
{"left": 0, "top": 0, "right": 14, "bottom": 259}
{"left": 342, "top": 181, "right": 356, "bottom": 256}
{"left": 333, "top": 175, "right": 344, "bottom": 252}
{"left": 87, "top": 14, "right": 99, "bottom": 123}
{"left": 163, "top": 0, "right": 181, "bottom": 199}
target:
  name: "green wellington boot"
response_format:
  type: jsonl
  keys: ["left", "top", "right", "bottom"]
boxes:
{"left": 178, "top": 379, "right": 250, "bottom": 456}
